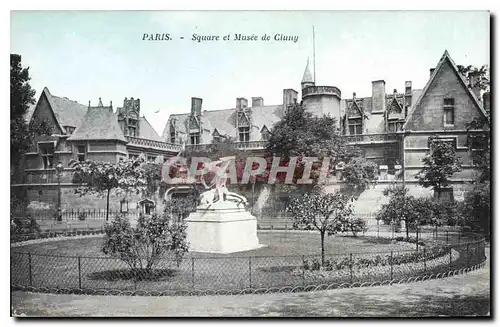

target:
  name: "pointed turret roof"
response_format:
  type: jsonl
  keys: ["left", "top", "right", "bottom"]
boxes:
{"left": 301, "top": 58, "right": 314, "bottom": 84}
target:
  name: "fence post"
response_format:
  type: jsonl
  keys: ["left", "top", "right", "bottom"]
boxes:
{"left": 423, "top": 248, "right": 427, "bottom": 272}
{"left": 446, "top": 231, "right": 449, "bottom": 244}
{"left": 466, "top": 243, "right": 470, "bottom": 267}
{"left": 416, "top": 228, "right": 419, "bottom": 252}
{"left": 349, "top": 253, "right": 353, "bottom": 283}
{"left": 191, "top": 257, "right": 195, "bottom": 289}
{"left": 449, "top": 246, "right": 452, "bottom": 271}
{"left": 78, "top": 257, "right": 82, "bottom": 289}
{"left": 28, "top": 252, "right": 33, "bottom": 286}
{"left": 248, "top": 257, "right": 252, "bottom": 289}
{"left": 390, "top": 251, "right": 393, "bottom": 280}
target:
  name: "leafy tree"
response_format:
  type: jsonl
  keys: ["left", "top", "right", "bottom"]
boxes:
{"left": 10, "top": 54, "right": 52, "bottom": 179}
{"left": 461, "top": 115, "right": 490, "bottom": 236}
{"left": 70, "top": 157, "right": 148, "bottom": 220}
{"left": 462, "top": 180, "right": 490, "bottom": 235}
{"left": 11, "top": 54, "right": 35, "bottom": 121}
{"left": 457, "top": 64, "right": 490, "bottom": 92}
{"left": 102, "top": 200, "right": 189, "bottom": 279}
{"left": 287, "top": 189, "right": 354, "bottom": 265}
{"left": 340, "top": 216, "right": 367, "bottom": 237}
{"left": 377, "top": 185, "right": 465, "bottom": 238}
{"left": 377, "top": 185, "right": 431, "bottom": 239}
{"left": 342, "top": 157, "right": 379, "bottom": 199}
{"left": 416, "top": 137, "right": 462, "bottom": 199}
{"left": 266, "top": 104, "right": 376, "bottom": 192}
{"left": 267, "top": 104, "right": 359, "bottom": 161}
{"left": 466, "top": 116, "right": 490, "bottom": 182}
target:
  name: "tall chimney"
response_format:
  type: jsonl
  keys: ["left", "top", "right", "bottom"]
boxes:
{"left": 405, "top": 81, "right": 412, "bottom": 95}
{"left": 483, "top": 92, "right": 490, "bottom": 114}
{"left": 236, "top": 97, "right": 248, "bottom": 109}
{"left": 404, "top": 81, "right": 412, "bottom": 112}
{"left": 430, "top": 68, "right": 435, "bottom": 76}
{"left": 371, "top": 80, "right": 386, "bottom": 113}
{"left": 191, "top": 97, "right": 203, "bottom": 116}
{"left": 282, "top": 89, "right": 298, "bottom": 114}
{"left": 252, "top": 97, "right": 264, "bottom": 107}
{"left": 469, "top": 72, "right": 482, "bottom": 100}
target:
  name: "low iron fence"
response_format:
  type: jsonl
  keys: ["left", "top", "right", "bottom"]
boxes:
{"left": 13, "top": 208, "right": 141, "bottom": 221}
{"left": 10, "top": 229, "right": 486, "bottom": 296}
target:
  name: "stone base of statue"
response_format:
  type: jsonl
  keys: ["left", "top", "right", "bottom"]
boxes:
{"left": 185, "top": 201, "right": 262, "bottom": 254}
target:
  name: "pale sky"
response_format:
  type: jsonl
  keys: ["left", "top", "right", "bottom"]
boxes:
{"left": 11, "top": 11, "right": 489, "bottom": 135}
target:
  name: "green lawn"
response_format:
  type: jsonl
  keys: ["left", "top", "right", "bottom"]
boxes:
{"left": 13, "top": 232, "right": 416, "bottom": 257}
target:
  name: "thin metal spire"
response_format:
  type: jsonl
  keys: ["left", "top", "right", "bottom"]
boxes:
{"left": 313, "top": 25, "right": 316, "bottom": 83}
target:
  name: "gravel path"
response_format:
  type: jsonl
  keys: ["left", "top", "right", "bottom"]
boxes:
{"left": 11, "top": 248, "right": 490, "bottom": 317}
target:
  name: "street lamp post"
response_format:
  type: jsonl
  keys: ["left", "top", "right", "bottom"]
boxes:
{"left": 55, "top": 162, "right": 63, "bottom": 222}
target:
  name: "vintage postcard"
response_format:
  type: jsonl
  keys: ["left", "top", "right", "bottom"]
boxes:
{"left": 10, "top": 10, "right": 490, "bottom": 318}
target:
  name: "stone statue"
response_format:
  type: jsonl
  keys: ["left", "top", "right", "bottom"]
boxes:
{"left": 199, "top": 156, "right": 248, "bottom": 207}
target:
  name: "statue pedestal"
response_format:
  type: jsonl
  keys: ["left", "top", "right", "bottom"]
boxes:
{"left": 185, "top": 202, "right": 262, "bottom": 254}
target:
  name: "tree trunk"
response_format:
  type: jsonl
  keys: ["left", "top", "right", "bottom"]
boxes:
{"left": 405, "top": 218, "right": 409, "bottom": 240}
{"left": 106, "top": 188, "right": 110, "bottom": 221}
{"left": 320, "top": 230, "right": 325, "bottom": 266}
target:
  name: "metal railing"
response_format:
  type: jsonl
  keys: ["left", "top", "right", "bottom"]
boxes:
{"left": 13, "top": 208, "right": 141, "bottom": 221}
{"left": 126, "top": 136, "right": 182, "bottom": 151}
{"left": 302, "top": 85, "right": 342, "bottom": 98}
{"left": 345, "top": 133, "right": 400, "bottom": 144}
{"left": 10, "top": 228, "right": 486, "bottom": 296}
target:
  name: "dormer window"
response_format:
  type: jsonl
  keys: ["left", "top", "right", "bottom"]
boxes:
{"left": 388, "top": 121, "right": 403, "bottom": 133}
{"left": 128, "top": 126, "right": 137, "bottom": 137}
{"left": 65, "top": 126, "right": 75, "bottom": 135}
{"left": 261, "top": 126, "right": 271, "bottom": 141}
{"left": 213, "top": 135, "right": 222, "bottom": 143}
{"left": 348, "top": 118, "right": 362, "bottom": 135}
{"left": 239, "top": 126, "right": 250, "bottom": 142}
{"left": 127, "top": 116, "right": 138, "bottom": 137}
{"left": 190, "top": 131, "right": 200, "bottom": 145}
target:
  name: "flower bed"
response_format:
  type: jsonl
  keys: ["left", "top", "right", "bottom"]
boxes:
{"left": 292, "top": 245, "right": 458, "bottom": 281}
{"left": 10, "top": 229, "right": 105, "bottom": 247}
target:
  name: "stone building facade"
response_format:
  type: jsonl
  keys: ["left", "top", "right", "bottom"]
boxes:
{"left": 13, "top": 50, "right": 490, "bottom": 212}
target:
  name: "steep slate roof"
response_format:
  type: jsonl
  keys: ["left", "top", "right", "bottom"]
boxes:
{"left": 138, "top": 116, "right": 163, "bottom": 141}
{"left": 403, "top": 50, "right": 488, "bottom": 129}
{"left": 162, "top": 105, "right": 284, "bottom": 141}
{"left": 68, "top": 106, "right": 127, "bottom": 142}
{"left": 24, "top": 102, "right": 37, "bottom": 123}
{"left": 42, "top": 87, "right": 88, "bottom": 129}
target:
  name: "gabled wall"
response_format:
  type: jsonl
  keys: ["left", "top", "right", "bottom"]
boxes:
{"left": 405, "top": 59, "right": 484, "bottom": 131}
